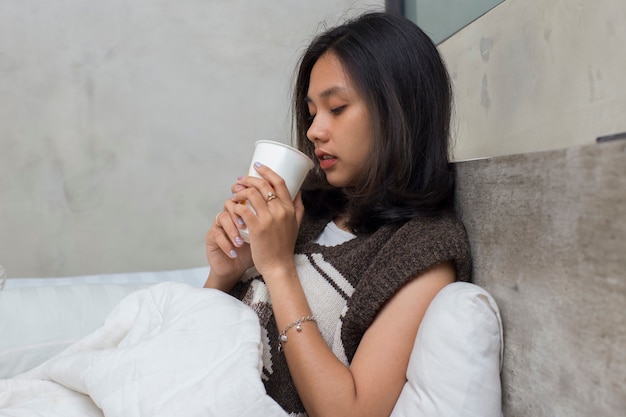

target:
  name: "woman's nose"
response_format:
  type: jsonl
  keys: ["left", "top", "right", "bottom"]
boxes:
{"left": 306, "top": 115, "right": 329, "bottom": 143}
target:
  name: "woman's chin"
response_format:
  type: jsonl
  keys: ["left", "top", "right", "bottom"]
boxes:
{"left": 325, "top": 175, "right": 352, "bottom": 188}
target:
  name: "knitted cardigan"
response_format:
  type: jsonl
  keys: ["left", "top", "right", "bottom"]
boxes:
{"left": 229, "top": 211, "right": 472, "bottom": 416}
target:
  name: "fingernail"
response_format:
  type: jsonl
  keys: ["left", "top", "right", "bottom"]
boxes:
{"left": 237, "top": 176, "right": 243, "bottom": 180}
{"left": 234, "top": 236, "right": 244, "bottom": 246}
{"left": 234, "top": 184, "right": 245, "bottom": 191}
{"left": 229, "top": 250, "right": 238, "bottom": 258}
{"left": 237, "top": 217, "right": 245, "bottom": 226}
{"left": 254, "top": 162, "right": 262, "bottom": 168}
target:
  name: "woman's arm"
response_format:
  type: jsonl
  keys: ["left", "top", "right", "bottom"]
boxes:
{"left": 229, "top": 164, "right": 455, "bottom": 416}
{"left": 264, "top": 261, "right": 455, "bottom": 417}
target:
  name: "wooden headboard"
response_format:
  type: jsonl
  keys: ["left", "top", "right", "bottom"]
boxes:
{"left": 455, "top": 139, "right": 626, "bottom": 416}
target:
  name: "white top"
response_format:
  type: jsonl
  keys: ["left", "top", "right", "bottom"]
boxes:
{"left": 312, "top": 220, "right": 356, "bottom": 247}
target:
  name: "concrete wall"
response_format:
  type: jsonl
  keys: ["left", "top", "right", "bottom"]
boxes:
{"left": 2, "top": 0, "right": 624, "bottom": 278}
{"left": 439, "top": 0, "right": 626, "bottom": 161}
{"left": 456, "top": 139, "right": 626, "bottom": 416}
{"left": 0, "top": 0, "right": 384, "bottom": 277}
{"left": 442, "top": 3, "right": 626, "bottom": 413}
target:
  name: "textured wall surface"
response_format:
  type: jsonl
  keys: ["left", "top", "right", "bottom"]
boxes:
{"left": 456, "top": 140, "right": 626, "bottom": 416}
{"left": 0, "top": 0, "right": 383, "bottom": 277}
{"left": 440, "top": 0, "right": 626, "bottom": 161}
{"left": 4, "top": 0, "right": 624, "bottom": 278}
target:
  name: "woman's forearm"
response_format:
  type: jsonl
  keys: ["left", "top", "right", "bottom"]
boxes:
{"left": 263, "top": 262, "right": 453, "bottom": 417}
{"left": 263, "top": 266, "right": 368, "bottom": 417}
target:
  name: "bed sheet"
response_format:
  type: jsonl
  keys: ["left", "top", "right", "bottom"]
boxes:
{"left": 0, "top": 282, "right": 288, "bottom": 417}
{"left": 2, "top": 266, "right": 210, "bottom": 289}
{"left": 0, "top": 267, "right": 210, "bottom": 378}
{"left": 1, "top": 269, "right": 504, "bottom": 417}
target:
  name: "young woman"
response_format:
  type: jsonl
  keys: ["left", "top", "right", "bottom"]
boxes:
{"left": 205, "top": 11, "right": 471, "bottom": 417}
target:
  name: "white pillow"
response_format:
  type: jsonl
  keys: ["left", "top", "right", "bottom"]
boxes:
{"left": 390, "top": 282, "right": 504, "bottom": 417}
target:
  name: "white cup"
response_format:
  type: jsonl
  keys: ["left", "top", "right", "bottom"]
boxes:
{"left": 239, "top": 140, "right": 314, "bottom": 243}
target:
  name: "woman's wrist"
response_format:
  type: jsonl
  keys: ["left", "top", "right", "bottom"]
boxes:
{"left": 262, "top": 266, "right": 313, "bottom": 326}
{"left": 203, "top": 269, "right": 240, "bottom": 292}
{"left": 258, "top": 263, "right": 299, "bottom": 293}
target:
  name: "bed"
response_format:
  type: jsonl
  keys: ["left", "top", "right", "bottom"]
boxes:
{"left": 0, "top": 267, "right": 503, "bottom": 416}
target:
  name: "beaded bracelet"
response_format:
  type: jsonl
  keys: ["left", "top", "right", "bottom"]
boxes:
{"left": 278, "top": 315, "right": 316, "bottom": 349}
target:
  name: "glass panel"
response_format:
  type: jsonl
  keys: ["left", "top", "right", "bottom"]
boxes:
{"left": 404, "top": 0, "right": 503, "bottom": 44}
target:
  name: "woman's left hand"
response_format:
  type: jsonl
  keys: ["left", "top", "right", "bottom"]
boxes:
{"left": 231, "top": 162, "right": 304, "bottom": 277}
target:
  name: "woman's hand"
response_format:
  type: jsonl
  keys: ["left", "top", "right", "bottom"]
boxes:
{"left": 204, "top": 186, "right": 253, "bottom": 291}
{"left": 231, "top": 163, "right": 305, "bottom": 278}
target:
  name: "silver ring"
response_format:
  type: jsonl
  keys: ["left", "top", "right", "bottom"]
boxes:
{"left": 266, "top": 191, "right": 277, "bottom": 202}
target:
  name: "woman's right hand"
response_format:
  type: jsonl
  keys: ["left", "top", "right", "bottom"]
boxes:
{"left": 204, "top": 188, "right": 253, "bottom": 291}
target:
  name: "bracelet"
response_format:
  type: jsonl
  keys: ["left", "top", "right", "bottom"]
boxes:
{"left": 278, "top": 316, "right": 316, "bottom": 348}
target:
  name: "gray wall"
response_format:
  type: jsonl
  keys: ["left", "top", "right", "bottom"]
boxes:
{"left": 2, "top": 0, "right": 625, "bottom": 277}
{"left": 456, "top": 140, "right": 626, "bottom": 416}
{"left": 439, "top": 0, "right": 626, "bottom": 161}
{"left": 0, "top": 0, "right": 384, "bottom": 277}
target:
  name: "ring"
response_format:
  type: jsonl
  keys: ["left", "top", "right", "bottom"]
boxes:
{"left": 266, "top": 191, "right": 277, "bottom": 202}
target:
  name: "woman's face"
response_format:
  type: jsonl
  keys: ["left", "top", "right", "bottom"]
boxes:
{"left": 306, "top": 52, "right": 373, "bottom": 188}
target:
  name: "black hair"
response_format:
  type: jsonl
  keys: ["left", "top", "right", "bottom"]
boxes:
{"left": 293, "top": 12, "right": 455, "bottom": 234}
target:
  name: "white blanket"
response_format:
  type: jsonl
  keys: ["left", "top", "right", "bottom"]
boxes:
{"left": 0, "top": 282, "right": 288, "bottom": 417}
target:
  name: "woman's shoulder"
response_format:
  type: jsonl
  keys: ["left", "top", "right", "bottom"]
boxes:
{"left": 391, "top": 211, "right": 468, "bottom": 243}
{"left": 382, "top": 211, "right": 472, "bottom": 280}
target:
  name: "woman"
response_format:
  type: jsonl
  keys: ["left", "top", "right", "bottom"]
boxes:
{"left": 205, "top": 11, "right": 471, "bottom": 417}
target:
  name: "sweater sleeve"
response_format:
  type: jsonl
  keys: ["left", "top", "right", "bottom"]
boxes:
{"left": 340, "top": 213, "right": 472, "bottom": 362}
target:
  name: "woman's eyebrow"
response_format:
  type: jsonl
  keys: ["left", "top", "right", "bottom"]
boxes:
{"left": 305, "top": 86, "right": 348, "bottom": 102}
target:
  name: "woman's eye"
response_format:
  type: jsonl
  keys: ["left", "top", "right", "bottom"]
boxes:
{"left": 307, "top": 114, "right": 316, "bottom": 123}
{"left": 330, "top": 105, "right": 346, "bottom": 115}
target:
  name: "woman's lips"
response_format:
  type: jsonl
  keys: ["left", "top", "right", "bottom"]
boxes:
{"left": 319, "top": 156, "right": 337, "bottom": 170}
{"left": 316, "top": 151, "right": 337, "bottom": 170}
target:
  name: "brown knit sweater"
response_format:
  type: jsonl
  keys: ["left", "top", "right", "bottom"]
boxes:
{"left": 229, "top": 212, "right": 472, "bottom": 416}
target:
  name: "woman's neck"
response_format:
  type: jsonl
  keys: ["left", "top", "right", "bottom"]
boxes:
{"left": 333, "top": 215, "right": 352, "bottom": 233}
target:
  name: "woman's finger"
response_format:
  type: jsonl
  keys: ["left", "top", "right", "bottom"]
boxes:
{"left": 206, "top": 225, "right": 237, "bottom": 259}
{"left": 234, "top": 176, "right": 276, "bottom": 205}
{"left": 216, "top": 203, "right": 246, "bottom": 249}
{"left": 234, "top": 164, "right": 292, "bottom": 205}
{"left": 223, "top": 199, "right": 247, "bottom": 232}
{"left": 231, "top": 185, "right": 271, "bottom": 227}
{"left": 250, "top": 162, "right": 292, "bottom": 202}
{"left": 230, "top": 181, "right": 246, "bottom": 194}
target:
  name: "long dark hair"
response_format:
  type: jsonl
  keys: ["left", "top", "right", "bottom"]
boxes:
{"left": 293, "top": 12, "right": 455, "bottom": 234}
